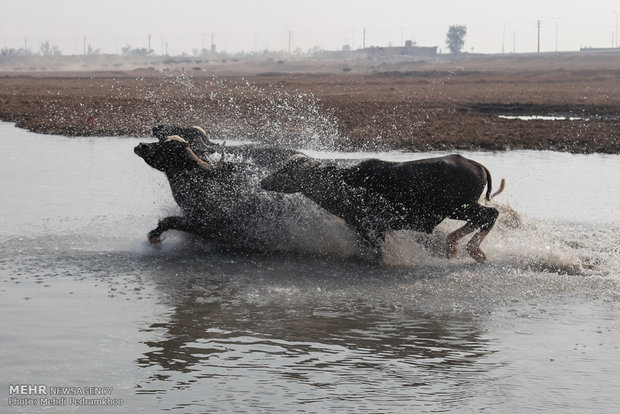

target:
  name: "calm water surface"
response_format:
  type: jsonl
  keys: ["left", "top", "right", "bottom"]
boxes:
{"left": 1, "top": 122, "right": 619, "bottom": 413}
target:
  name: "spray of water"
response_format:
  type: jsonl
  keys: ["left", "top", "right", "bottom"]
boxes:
{"left": 144, "top": 155, "right": 616, "bottom": 277}
{"left": 135, "top": 74, "right": 341, "bottom": 150}
{"left": 377, "top": 199, "right": 619, "bottom": 277}
{"left": 41, "top": 73, "right": 609, "bottom": 278}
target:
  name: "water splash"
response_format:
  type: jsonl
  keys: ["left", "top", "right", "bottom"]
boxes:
{"left": 378, "top": 201, "right": 618, "bottom": 277}
{"left": 137, "top": 74, "right": 341, "bottom": 150}
{"left": 35, "top": 72, "right": 341, "bottom": 147}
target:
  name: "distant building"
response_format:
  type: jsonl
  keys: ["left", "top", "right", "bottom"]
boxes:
{"left": 315, "top": 40, "right": 437, "bottom": 59}
{"left": 359, "top": 40, "right": 437, "bottom": 57}
{"left": 579, "top": 47, "right": 620, "bottom": 53}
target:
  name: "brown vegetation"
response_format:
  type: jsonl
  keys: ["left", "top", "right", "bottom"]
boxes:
{"left": 0, "top": 53, "right": 618, "bottom": 153}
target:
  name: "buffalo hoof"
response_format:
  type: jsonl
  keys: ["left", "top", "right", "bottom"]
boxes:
{"left": 465, "top": 230, "right": 490, "bottom": 263}
{"left": 446, "top": 240, "right": 459, "bottom": 259}
{"left": 148, "top": 231, "right": 162, "bottom": 244}
{"left": 466, "top": 245, "right": 487, "bottom": 263}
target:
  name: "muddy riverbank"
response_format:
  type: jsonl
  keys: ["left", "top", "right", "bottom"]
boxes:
{"left": 1, "top": 53, "right": 619, "bottom": 153}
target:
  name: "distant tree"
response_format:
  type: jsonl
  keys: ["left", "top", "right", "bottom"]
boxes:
{"left": 446, "top": 25, "right": 467, "bottom": 54}
{"left": 121, "top": 45, "right": 152, "bottom": 56}
{"left": 40, "top": 41, "right": 62, "bottom": 56}
{"left": 1, "top": 47, "right": 31, "bottom": 57}
{"left": 87, "top": 44, "right": 100, "bottom": 55}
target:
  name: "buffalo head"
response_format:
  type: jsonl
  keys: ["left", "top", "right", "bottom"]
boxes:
{"left": 134, "top": 135, "right": 223, "bottom": 173}
{"left": 152, "top": 125, "right": 216, "bottom": 148}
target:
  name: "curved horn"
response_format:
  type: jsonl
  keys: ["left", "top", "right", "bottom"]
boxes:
{"left": 192, "top": 125, "right": 217, "bottom": 147}
{"left": 165, "top": 135, "right": 189, "bottom": 144}
{"left": 185, "top": 146, "right": 224, "bottom": 171}
{"left": 166, "top": 135, "right": 223, "bottom": 170}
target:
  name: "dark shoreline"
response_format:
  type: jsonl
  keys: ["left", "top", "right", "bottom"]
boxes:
{"left": 1, "top": 66, "right": 618, "bottom": 154}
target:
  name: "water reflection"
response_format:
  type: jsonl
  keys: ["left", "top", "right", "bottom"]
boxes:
{"left": 134, "top": 254, "right": 496, "bottom": 410}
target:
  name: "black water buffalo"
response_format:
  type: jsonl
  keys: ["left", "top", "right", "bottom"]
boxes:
{"left": 135, "top": 135, "right": 229, "bottom": 243}
{"left": 134, "top": 135, "right": 299, "bottom": 248}
{"left": 261, "top": 154, "right": 505, "bottom": 263}
{"left": 152, "top": 124, "right": 297, "bottom": 171}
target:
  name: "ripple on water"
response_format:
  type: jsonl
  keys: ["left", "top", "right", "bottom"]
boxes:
{"left": 1, "top": 123, "right": 619, "bottom": 412}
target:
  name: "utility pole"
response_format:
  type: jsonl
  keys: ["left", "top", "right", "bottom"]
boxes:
{"left": 537, "top": 20, "right": 541, "bottom": 53}
{"left": 363, "top": 28, "right": 366, "bottom": 49}
{"left": 502, "top": 23, "right": 506, "bottom": 54}
{"left": 148, "top": 34, "right": 151, "bottom": 54}
{"left": 83, "top": 36, "right": 86, "bottom": 55}
{"left": 288, "top": 30, "right": 292, "bottom": 54}
{"left": 211, "top": 32, "right": 215, "bottom": 53}
{"left": 616, "top": 12, "right": 619, "bottom": 47}
{"left": 555, "top": 19, "right": 558, "bottom": 52}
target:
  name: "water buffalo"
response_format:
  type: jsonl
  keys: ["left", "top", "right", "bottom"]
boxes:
{"left": 152, "top": 124, "right": 297, "bottom": 171}
{"left": 261, "top": 154, "right": 505, "bottom": 263}
{"left": 134, "top": 134, "right": 305, "bottom": 249}
{"left": 135, "top": 135, "right": 229, "bottom": 243}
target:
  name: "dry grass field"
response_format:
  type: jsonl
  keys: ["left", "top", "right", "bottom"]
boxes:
{"left": 1, "top": 52, "right": 618, "bottom": 153}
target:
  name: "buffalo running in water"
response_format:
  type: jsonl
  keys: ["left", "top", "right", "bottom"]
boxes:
{"left": 135, "top": 129, "right": 330, "bottom": 251}
{"left": 136, "top": 125, "right": 505, "bottom": 262}
{"left": 261, "top": 154, "right": 505, "bottom": 263}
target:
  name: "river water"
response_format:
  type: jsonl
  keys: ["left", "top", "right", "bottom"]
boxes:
{"left": 1, "top": 121, "right": 619, "bottom": 413}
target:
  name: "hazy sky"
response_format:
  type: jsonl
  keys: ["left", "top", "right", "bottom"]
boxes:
{"left": 1, "top": 0, "right": 619, "bottom": 55}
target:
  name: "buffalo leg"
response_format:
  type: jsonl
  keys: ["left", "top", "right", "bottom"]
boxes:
{"left": 148, "top": 216, "right": 196, "bottom": 243}
{"left": 465, "top": 230, "right": 491, "bottom": 263}
{"left": 446, "top": 204, "right": 498, "bottom": 263}
{"left": 446, "top": 224, "right": 475, "bottom": 259}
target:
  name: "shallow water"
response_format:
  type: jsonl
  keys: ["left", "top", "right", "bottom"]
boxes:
{"left": 1, "top": 122, "right": 619, "bottom": 413}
